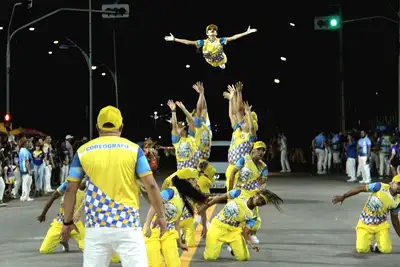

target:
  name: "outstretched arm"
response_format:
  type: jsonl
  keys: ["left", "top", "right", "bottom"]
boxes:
{"left": 226, "top": 26, "right": 257, "bottom": 42}
{"left": 332, "top": 185, "right": 369, "bottom": 204}
{"left": 165, "top": 33, "right": 197, "bottom": 45}
{"left": 193, "top": 82, "right": 206, "bottom": 120}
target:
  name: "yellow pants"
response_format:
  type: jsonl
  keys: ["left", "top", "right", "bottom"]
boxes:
{"left": 40, "top": 220, "right": 85, "bottom": 254}
{"left": 39, "top": 220, "right": 120, "bottom": 263}
{"left": 204, "top": 219, "right": 250, "bottom": 261}
{"left": 179, "top": 217, "right": 196, "bottom": 247}
{"left": 144, "top": 224, "right": 180, "bottom": 267}
{"left": 356, "top": 223, "right": 392, "bottom": 254}
{"left": 225, "top": 164, "right": 237, "bottom": 191}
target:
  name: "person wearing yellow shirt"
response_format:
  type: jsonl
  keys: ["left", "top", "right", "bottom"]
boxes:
{"left": 228, "top": 141, "right": 268, "bottom": 249}
{"left": 37, "top": 180, "right": 86, "bottom": 254}
{"left": 142, "top": 174, "right": 208, "bottom": 267}
{"left": 332, "top": 175, "right": 400, "bottom": 253}
{"left": 191, "top": 81, "right": 212, "bottom": 161}
{"left": 164, "top": 24, "right": 257, "bottom": 69}
{"left": 223, "top": 84, "right": 258, "bottom": 191}
{"left": 199, "top": 188, "right": 283, "bottom": 261}
{"left": 60, "top": 105, "right": 166, "bottom": 267}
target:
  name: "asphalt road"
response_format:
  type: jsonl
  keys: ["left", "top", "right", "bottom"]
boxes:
{"left": 2, "top": 172, "right": 400, "bottom": 267}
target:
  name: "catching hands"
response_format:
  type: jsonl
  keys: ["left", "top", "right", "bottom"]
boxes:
{"left": 243, "top": 101, "right": 252, "bottom": 114}
{"left": 167, "top": 100, "right": 176, "bottom": 111}
{"left": 175, "top": 101, "right": 185, "bottom": 110}
{"left": 192, "top": 81, "right": 204, "bottom": 94}
{"left": 247, "top": 26, "right": 257, "bottom": 34}
{"left": 164, "top": 33, "right": 175, "bottom": 41}
{"left": 235, "top": 81, "right": 243, "bottom": 91}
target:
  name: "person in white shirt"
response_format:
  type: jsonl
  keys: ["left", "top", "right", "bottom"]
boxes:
{"left": 357, "top": 131, "right": 372, "bottom": 184}
{"left": 278, "top": 133, "right": 291, "bottom": 172}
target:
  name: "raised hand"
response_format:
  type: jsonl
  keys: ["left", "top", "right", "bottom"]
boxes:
{"left": 192, "top": 81, "right": 204, "bottom": 94}
{"left": 223, "top": 91, "right": 232, "bottom": 100}
{"left": 244, "top": 101, "right": 252, "bottom": 114}
{"left": 175, "top": 101, "right": 185, "bottom": 110}
{"left": 227, "top": 84, "right": 236, "bottom": 95}
{"left": 235, "top": 81, "right": 243, "bottom": 92}
{"left": 247, "top": 26, "right": 257, "bottom": 34}
{"left": 167, "top": 100, "right": 176, "bottom": 110}
{"left": 164, "top": 33, "right": 175, "bottom": 41}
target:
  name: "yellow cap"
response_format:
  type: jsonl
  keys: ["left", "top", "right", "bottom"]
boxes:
{"left": 392, "top": 175, "right": 400, "bottom": 183}
{"left": 253, "top": 141, "right": 266, "bottom": 150}
{"left": 253, "top": 120, "right": 259, "bottom": 132}
{"left": 206, "top": 24, "right": 218, "bottom": 33}
{"left": 203, "top": 163, "right": 216, "bottom": 178}
{"left": 251, "top": 111, "right": 258, "bottom": 122}
{"left": 176, "top": 168, "right": 199, "bottom": 180}
{"left": 97, "top": 106, "right": 123, "bottom": 131}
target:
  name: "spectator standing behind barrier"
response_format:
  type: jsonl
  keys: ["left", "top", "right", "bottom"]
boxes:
{"left": 61, "top": 106, "right": 166, "bottom": 267}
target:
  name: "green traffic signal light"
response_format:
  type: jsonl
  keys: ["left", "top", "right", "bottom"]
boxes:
{"left": 330, "top": 19, "right": 338, "bottom": 27}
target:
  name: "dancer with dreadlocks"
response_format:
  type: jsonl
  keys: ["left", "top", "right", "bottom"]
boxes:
{"left": 199, "top": 187, "right": 283, "bottom": 261}
{"left": 142, "top": 170, "right": 208, "bottom": 267}
{"left": 166, "top": 99, "right": 201, "bottom": 247}
{"left": 223, "top": 82, "right": 258, "bottom": 192}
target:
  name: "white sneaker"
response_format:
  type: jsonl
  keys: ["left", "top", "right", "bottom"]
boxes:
{"left": 250, "top": 235, "right": 260, "bottom": 244}
{"left": 26, "top": 197, "right": 34, "bottom": 201}
{"left": 20, "top": 197, "right": 26, "bottom": 202}
{"left": 359, "top": 180, "right": 366, "bottom": 184}
{"left": 347, "top": 178, "right": 357, "bottom": 182}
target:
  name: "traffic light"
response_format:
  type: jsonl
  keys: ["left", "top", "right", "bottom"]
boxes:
{"left": 4, "top": 113, "right": 12, "bottom": 132}
{"left": 314, "top": 16, "right": 341, "bottom": 30}
{"left": 101, "top": 4, "right": 130, "bottom": 19}
{"left": 4, "top": 113, "right": 11, "bottom": 123}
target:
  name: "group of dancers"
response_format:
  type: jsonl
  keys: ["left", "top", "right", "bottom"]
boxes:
{"left": 140, "top": 80, "right": 283, "bottom": 266}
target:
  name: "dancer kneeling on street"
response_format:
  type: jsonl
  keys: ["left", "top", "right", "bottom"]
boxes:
{"left": 332, "top": 175, "right": 400, "bottom": 254}
{"left": 199, "top": 188, "right": 283, "bottom": 261}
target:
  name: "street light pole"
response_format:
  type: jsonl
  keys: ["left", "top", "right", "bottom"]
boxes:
{"left": 5, "top": 7, "right": 113, "bottom": 136}
{"left": 339, "top": 6, "right": 345, "bottom": 133}
{"left": 113, "top": 30, "right": 119, "bottom": 108}
{"left": 89, "top": 0, "right": 93, "bottom": 140}
{"left": 6, "top": 2, "right": 22, "bottom": 114}
{"left": 95, "top": 64, "right": 118, "bottom": 106}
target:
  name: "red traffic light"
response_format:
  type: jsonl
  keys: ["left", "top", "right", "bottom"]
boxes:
{"left": 4, "top": 113, "right": 11, "bottom": 122}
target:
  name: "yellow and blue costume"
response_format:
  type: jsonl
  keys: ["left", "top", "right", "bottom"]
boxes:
{"left": 195, "top": 37, "right": 228, "bottom": 68}
{"left": 144, "top": 186, "right": 184, "bottom": 267}
{"left": 193, "top": 116, "right": 212, "bottom": 161}
{"left": 356, "top": 180, "right": 400, "bottom": 253}
{"left": 232, "top": 152, "right": 268, "bottom": 232}
{"left": 226, "top": 120, "right": 257, "bottom": 190}
{"left": 204, "top": 189, "right": 257, "bottom": 261}
{"left": 39, "top": 182, "right": 85, "bottom": 254}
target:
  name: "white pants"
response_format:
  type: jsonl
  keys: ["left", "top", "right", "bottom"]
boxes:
{"left": 44, "top": 165, "right": 53, "bottom": 192}
{"left": 358, "top": 156, "right": 371, "bottom": 182}
{"left": 346, "top": 158, "right": 356, "bottom": 179}
{"left": 379, "top": 153, "right": 390, "bottom": 176}
{"left": 59, "top": 165, "right": 69, "bottom": 184}
{"left": 324, "top": 148, "right": 332, "bottom": 170}
{"left": 11, "top": 170, "right": 21, "bottom": 197}
{"left": 0, "top": 177, "right": 5, "bottom": 201}
{"left": 280, "top": 149, "right": 291, "bottom": 171}
{"left": 315, "top": 148, "right": 325, "bottom": 173}
{"left": 20, "top": 174, "right": 32, "bottom": 200}
{"left": 84, "top": 227, "right": 148, "bottom": 267}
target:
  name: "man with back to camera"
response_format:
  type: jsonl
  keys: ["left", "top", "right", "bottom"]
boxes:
{"left": 61, "top": 105, "right": 166, "bottom": 267}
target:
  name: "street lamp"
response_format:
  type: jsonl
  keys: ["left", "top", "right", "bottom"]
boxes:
{"left": 53, "top": 40, "right": 59, "bottom": 44}
{"left": 28, "top": 27, "right": 34, "bottom": 31}
{"left": 0, "top": 27, "right": 3, "bottom": 30}
{"left": 48, "top": 51, "right": 52, "bottom": 55}
{"left": 59, "top": 38, "right": 93, "bottom": 139}
{"left": 280, "top": 57, "right": 287, "bottom": 61}
{"left": 93, "top": 63, "right": 119, "bottom": 108}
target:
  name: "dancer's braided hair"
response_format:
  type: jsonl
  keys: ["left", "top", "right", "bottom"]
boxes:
{"left": 259, "top": 188, "right": 284, "bottom": 212}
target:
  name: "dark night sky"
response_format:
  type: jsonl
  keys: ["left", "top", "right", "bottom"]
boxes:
{"left": 0, "top": 0, "right": 398, "bottom": 145}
